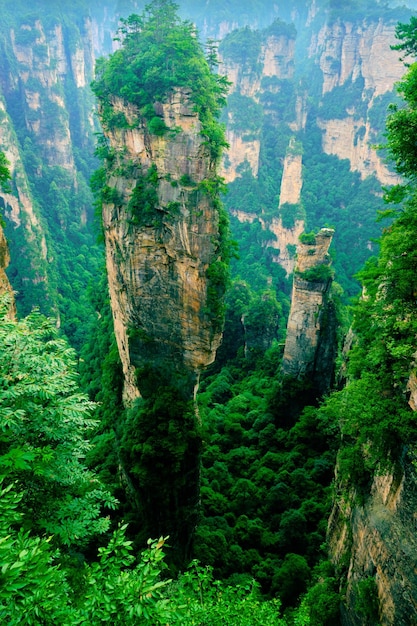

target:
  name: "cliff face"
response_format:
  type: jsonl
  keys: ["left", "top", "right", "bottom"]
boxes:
{"left": 0, "top": 9, "right": 98, "bottom": 320}
{"left": 101, "top": 91, "right": 224, "bottom": 402}
{"left": 282, "top": 228, "right": 337, "bottom": 394}
{"left": 314, "top": 20, "right": 403, "bottom": 96}
{"left": 0, "top": 225, "right": 15, "bottom": 317}
{"left": 0, "top": 95, "right": 49, "bottom": 300}
{"left": 220, "top": 13, "right": 404, "bottom": 282}
{"left": 1, "top": 6, "right": 406, "bottom": 318}
{"left": 328, "top": 356, "right": 417, "bottom": 625}
{"left": 5, "top": 18, "right": 94, "bottom": 176}
{"left": 220, "top": 32, "right": 296, "bottom": 184}
{"left": 328, "top": 461, "right": 417, "bottom": 626}
{"left": 313, "top": 19, "right": 404, "bottom": 183}
{"left": 268, "top": 217, "right": 304, "bottom": 276}
{"left": 269, "top": 145, "right": 305, "bottom": 275}
{"left": 318, "top": 116, "right": 400, "bottom": 186}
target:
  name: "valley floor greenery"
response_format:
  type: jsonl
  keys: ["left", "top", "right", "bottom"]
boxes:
{"left": 4, "top": 2, "right": 417, "bottom": 624}
{"left": 0, "top": 294, "right": 312, "bottom": 625}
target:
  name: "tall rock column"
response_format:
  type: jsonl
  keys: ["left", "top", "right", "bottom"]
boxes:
{"left": 282, "top": 228, "right": 337, "bottom": 394}
{"left": 98, "top": 91, "right": 227, "bottom": 565}
{"left": 101, "top": 91, "right": 224, "bottom": 403}
{"left": 92, "top": 3, "right": 229, "bottom": 565}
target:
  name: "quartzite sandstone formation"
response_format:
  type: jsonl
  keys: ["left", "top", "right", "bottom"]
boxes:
{"left": 328, "top": 461, "right": 417, "bottom": 626}
{"left": 98, "top": 80, "right": 227, "bottom": 565}
{"left": 0, "top": 226, "right": 15, "bottom": 317}
{"left": 101, "top": 90, "right": 224, "bottom": 403}
{"left": 282, "top": 228, "right": 337, "bottom": 394}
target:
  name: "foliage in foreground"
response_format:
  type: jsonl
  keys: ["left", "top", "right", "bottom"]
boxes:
{"left": 0, "top": 298, "right": 117, "bottom": 548}
{"left": 0, "top": 486, "right": 295, "bottom": 625}
{"left": 0, "top": 295, "right": 314, "bottom": 624}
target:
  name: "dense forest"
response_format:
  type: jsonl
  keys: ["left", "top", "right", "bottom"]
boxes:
{"left": 1, "top": 0, "right": 417, "bottom": 624}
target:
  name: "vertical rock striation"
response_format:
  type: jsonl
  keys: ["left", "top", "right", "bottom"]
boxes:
{"left": 328, "top": 461, "right": 417, "bottom": 626}
{"left": 282, "top": 228, "right": 337, "bottom": 394}
{"left": 101, "top": 91, "right": 224, "bottom": 403}
{"left": 0, "top": 226, "right": 15, "bottom": 317}
{"left": 0, "top": 7, "right": 99, "bottom": 321}
{"left": 220, "top": 29, "right": 296, "bottom": 183}
{"left": 313, "top": 18, "right": 405, "bottom": 183}
{"left": 92, "top": 5, "right": 230, "bottom": 562}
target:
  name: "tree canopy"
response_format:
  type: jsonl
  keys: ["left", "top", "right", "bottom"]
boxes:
{"left": 92, "top": 0, "right": 229, "bottom": 158}
{"left": 0, "top": 152, "right": 11, "bottom": 195}
{"left": 0, "top": 297, "right": 117, "bottom": 547}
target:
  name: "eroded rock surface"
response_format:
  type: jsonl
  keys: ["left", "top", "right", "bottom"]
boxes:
{"left": 328, "top": 462, "right": 417, "bottom": 626}
{"left": 282, "top": 228, "right": 337, "bottom": 393}
{"left": 0, "top": 226, "right": 15, "bottom": 317}
{"left": 101, "top": 91, "right": 224, "bottom": 402}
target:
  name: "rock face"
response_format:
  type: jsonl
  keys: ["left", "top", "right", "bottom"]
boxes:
{"left": 0, "top": 10, "right": 97, "bottom": 317}
{"left": 7, "top": 18, "right": 94, "bottom": 175}
{"left": 1, "top": 6, "right": 406, "bottom": 314}
{"left": 328, "top": 461, "right": 417, "bottom": 626}
{"left": 268, "top": 217, "right": 304, "bottom": 276}
{"left": 0, "top": 226, "right": 15, "bottom": 317}
{"left": 220, "top": 31, "right": 296, "bottom": 183}
{"left": 279, "top": 151, "right": 303, "bottom": 207}
{"left": 313, "top": 19, "right": 404, "bottom": 182}
{"left": 282, "top": 228, "right": 337, "bottom": 394}
{"left": 98, "top": 81, "right": 227, "bottom": 563}
{"left": 101, "top": 91, "right": 224, "bottom": 402}
{"left": 318, "top": 116, "right": 401, "bottom": 185}
{"left": 219, "top": 12, "right": 404, "bottom": 280}
{"left": 0, "top": 96, "right": 49, "bottom": 304}
{"left": 406, "top": 369, "right": 417, "bottom": 411}
{"left": 222, "top": 132, "right": 260, "bottom": 184}
{"left": 266, "top": 142, "right": 305, "bottom": 275}
{"left": 314, "top": 20, "right": 404, "bottom": 97}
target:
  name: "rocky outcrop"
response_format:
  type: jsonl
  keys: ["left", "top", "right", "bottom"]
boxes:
{"left": 312, "top": 18, "right": 405, "bottom": 182}
{"left": 314, "top": 20, "right": 404, "bottom": 97}
{"left": 279, "top": 149, "right": 303, "bottom": 206}
{"left": 264, "top": 141, "right": 305, "bottom": 275}
{"left": 268, "top": 217, "right": 304, "bottom": 276}
{"left": 101, "top": 91, "right": 224, "bottom": 402}
{"left": 328, "top": 460, "right": 417, "bottom": 626}
{"left": 406, "top": 369, "right": 417, "bottom": 411}
{"left": 222, "top": 132, "right": 260, "bottom": 183}
{"left": 220, "top": 31, "right": 295, "bottom": 181}
{"left": 0, "top": 96, "right": 49, "bottom": 307}
{"left": 7, "top": 19, "right": 94, "bottom": 174}
{"left": 0, "top": 10, "right": 98, "bottom": 317}
{"left": 262, "top": 34, "right": 295, "bottom": 80}
{"left": 0, "top": 226, "right": 15, "bottom": 317}
{"left": 318, "top": 116, "right": 401, "bottom": 184}
{"left": 99, "top": 81, "right": 228, "bottom": 564}
{"left": 282, "top": 228, "right": 337, "bottom": 394}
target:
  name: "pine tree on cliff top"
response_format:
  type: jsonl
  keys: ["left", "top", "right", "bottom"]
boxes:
{"left": 92, "top": 0, "right": 229, "bottom": 162}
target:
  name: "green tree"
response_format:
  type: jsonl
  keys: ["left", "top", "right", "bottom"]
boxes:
{"left": 0, "top": 151, "right": 11, "bottom": 190}
{"left": 0, "top": 296, "right": 117, "bottom": 548}
{"left": 92, "top": 0, "right": 229, "bottom": 160}
{"left": 391, "top": 16, "right": 417, "bottom": 60}
{"left": 0, "top": 481, "right": 71, "bottom": 624}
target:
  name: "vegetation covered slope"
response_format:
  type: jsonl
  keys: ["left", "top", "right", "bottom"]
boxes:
{"left": 0, "top": 293, "right": 301, "bottom": 625}
{"left": 314, "top": 17, "right": 417, "bottom": 624}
